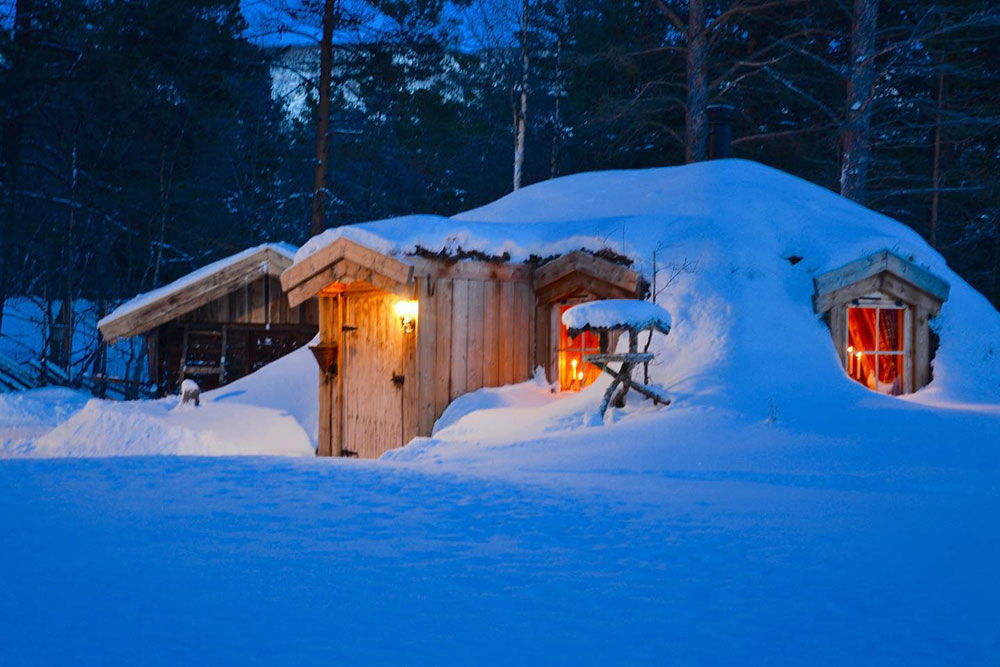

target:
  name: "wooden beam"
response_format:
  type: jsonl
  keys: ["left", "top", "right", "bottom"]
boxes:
{"left": 408, "top": 256, "right": 533, "bottom": 283}
{"left": 416, "top": 277, "right": 438, "bottom": 436}
{"left": 812, "top": 274, "right": 885, "bottom": 314}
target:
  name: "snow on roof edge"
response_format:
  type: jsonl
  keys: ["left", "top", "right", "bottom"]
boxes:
{"left": 99, "top": 243, "right": 298, "bottom": 330}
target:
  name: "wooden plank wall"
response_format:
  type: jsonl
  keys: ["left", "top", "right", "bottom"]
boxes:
{"left": 317, "top": 295, "right": 336, "bottom": 457}
{"left": 415, "top": 276, "right": 535, "bottom": 436}
{"left": 178, "top": 276, "right": 318, "bottom": 325}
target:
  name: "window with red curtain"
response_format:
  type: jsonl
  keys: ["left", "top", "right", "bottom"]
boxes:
{"left": 846, "top": 305, "right": 906, "bottom": 395}
{"left": 557, "top": 304, "right": 602, "bottom": 391}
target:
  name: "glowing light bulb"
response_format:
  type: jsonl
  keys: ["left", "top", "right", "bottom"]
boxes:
{"left": 393, "top": 300, "right": 418, "bottom": 333}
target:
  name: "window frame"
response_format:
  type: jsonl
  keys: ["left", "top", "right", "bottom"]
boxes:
{"left": 844, "top": 297, "right": 912, "bottom": 395}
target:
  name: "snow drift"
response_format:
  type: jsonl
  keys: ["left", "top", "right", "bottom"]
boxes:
{"left": 13, "top": 345, "right": 318, "bottom": 457}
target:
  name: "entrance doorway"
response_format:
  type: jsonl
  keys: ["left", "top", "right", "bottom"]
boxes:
{"left": 341, "top": 291, "right": 406, "bottom": 458}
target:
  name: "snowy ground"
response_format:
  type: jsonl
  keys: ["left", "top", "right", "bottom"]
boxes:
{"left": 1, "top": 452, "right": 997, "bottom": 664}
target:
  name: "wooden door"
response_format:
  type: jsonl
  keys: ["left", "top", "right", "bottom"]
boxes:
{"left": 342, "top": 292, "right": 406, "bottom": 458}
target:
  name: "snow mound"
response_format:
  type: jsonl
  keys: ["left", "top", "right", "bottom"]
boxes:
{"left": 7, "top": 345, "right": 318, "bottom": 458}
{"left": 562, "top": 299, "right": 672, "bottom": 332}
{"left": 31, "top": 397, "right": 313, "bottom": 457}
{"left": 430, "top": 368, "right": 559, "bottom": 435}
{"left": 374, "top": 159, "right": 1000, "bottom": 465}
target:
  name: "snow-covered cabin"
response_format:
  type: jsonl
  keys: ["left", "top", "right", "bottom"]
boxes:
{"left": 99, "top": 244, "right": 318, "bottom": 395}
{"left": 280, "top": 237, "right": 644, "bottom": 458}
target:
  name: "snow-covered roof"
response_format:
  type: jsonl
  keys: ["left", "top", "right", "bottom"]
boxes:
{"left": 99, "top": 243, "right": 298, "bottom": 343}
{"left": 562, "top": 299, "right": 671, "bottom": 334}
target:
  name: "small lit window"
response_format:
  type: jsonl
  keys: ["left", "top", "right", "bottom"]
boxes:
{"left": 845, "top": 302, "right": 907, "bottom": 395}
{"left": 557, "top": 304, "right": 601, "bottom": 391}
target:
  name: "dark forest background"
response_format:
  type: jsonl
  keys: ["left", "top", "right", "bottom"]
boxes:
{"left": 1, "top": 0, "right": 998, "bottom": 350}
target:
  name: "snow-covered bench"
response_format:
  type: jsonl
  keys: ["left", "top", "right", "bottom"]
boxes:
{"left": 562, "top": 300, "right": 672, "bottom": 417}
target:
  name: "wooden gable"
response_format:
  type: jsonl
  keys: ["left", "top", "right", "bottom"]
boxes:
{"left": 280, "top": 237, "right": 415, "bottom": 308}
{"left": 533, "top": 251, "right": 641, "bottom": 304}
{"left": 813, "top": 250, "right": 950, "bottom": 315}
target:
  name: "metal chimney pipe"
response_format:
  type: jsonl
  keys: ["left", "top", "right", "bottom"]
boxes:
{"left": 707, "top": 104, "right": 735, "bottom": 160}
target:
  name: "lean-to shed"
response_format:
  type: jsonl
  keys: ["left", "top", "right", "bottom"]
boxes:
{"left": 813, "top": 249, "right": 950, "bottom": 395}
{"left": 99, "top": 244, "right": 318, "bottom": 395}
{"left": 280, "top": 237, "right": 644, "bottom": 458}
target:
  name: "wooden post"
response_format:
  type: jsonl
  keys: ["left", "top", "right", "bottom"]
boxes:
{"left": 913, "top": 305, "right": 931, "bottom": 391}
{"left": 334, "top": 292, "right": 345, "bottom": 457}
{"left": 401, "top": 285, "right": 419, "bottom": 445}
{"left": 317, "top": 295, "right": 335, "bottom": 457}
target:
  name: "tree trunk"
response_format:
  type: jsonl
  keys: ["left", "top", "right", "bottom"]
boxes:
{"left": 310, "top": 0, "right": 336, "bottom": 236}
{"left": 0, "top": 0, "right": 35, "bottom": 337}
{"left": 62, "top": 143, "right": 77, "bottom": 373}
{"left": 512, "top": 0, "right": 530, "bottom": 191}
{"left": 685, "top": 0, "right": 708, "bottom": 163}
{"left": 840, "top": 0, "right": 879, "bottom": 204}
{"left": 549, "top": 0, "right": 567, "bottom": 179}
{"left": 929, "top": 70, "right": 944, "bottom": 248}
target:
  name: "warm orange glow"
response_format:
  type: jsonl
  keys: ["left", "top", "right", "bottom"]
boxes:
{"left": 557, "top": 304, "right": 601, "bottom": 391}
{"left": 846, "top": 306, "right": 904, "bottom": 395}
{"left": 394, "top": 300, "right": 418, "bottom": 333}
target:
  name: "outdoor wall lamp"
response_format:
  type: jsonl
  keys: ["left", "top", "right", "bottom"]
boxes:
{"left": 394, "top": 299, "right": 418, "bottom": 333}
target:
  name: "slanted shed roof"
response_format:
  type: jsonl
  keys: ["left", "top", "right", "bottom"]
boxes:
{"left": 280, "top": 236, "right": 415, "bottom": 308}
{"left": 813, "top": 249, "right": 950, "bottom": 315}
{"left": 99, "top": 244, "right": 297, "bottom": 344}
{"left": 533, "top": 250, "right": 641, "bottom": 303}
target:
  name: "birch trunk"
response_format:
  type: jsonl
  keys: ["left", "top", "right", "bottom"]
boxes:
{"left": 840, "top": 0, "right": 879, "bottom": 204}
{"left": 513, "top": 0, "right": 529, "bottom": 191}
{"left": 310, "top": 0, "right": 336, "bottom": 236}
